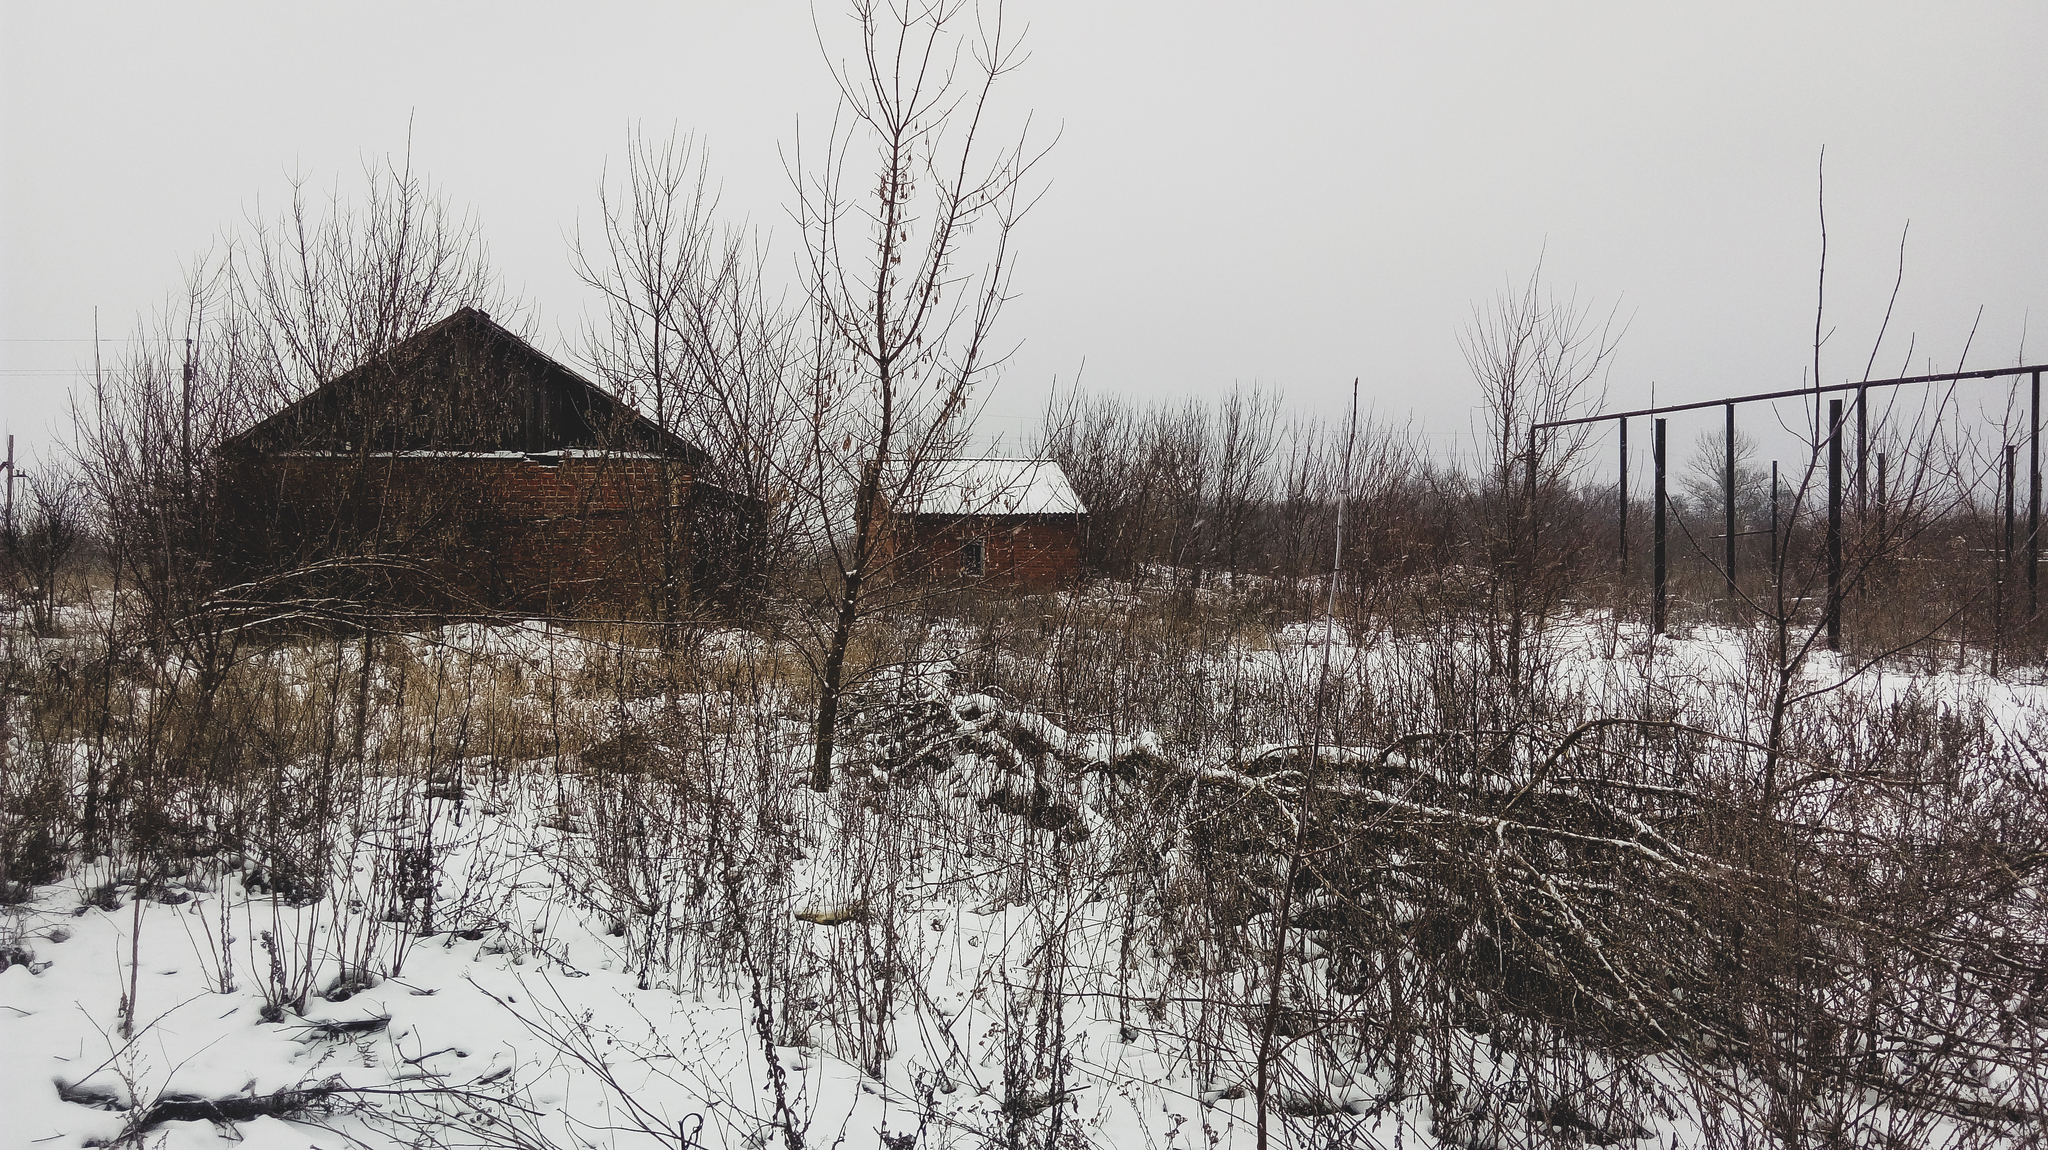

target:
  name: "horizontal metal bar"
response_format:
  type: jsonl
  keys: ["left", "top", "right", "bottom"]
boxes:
{"left": 1535, "top": 363, "right": 2048, "bottom": 431}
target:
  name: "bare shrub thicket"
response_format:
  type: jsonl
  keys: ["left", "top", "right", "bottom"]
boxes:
{"left": 10, "top": 547, "right": 2046, "bottom": 1147}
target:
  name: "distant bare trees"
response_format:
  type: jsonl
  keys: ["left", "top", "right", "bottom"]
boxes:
{"left": 1039, "top": 385, "right": 1423, "bottom": 613}
{"left": 2, "top": 466, "right": 85, "bottom": 636}
{"left": 1211, "top": 385, "right": 1281, "bottom": 582}
{"left": 574, "top": 129, "right": 803, "bottom": 624}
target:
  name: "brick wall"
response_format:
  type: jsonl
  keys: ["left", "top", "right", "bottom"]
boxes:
{"left": 221, "top": 453, "right": 694, "bottom": 614}
{"left": 898, "top": 514, "right": 1084, "bottom": 590}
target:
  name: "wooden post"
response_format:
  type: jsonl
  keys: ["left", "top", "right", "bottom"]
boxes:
{"left": 1515, "top": 425, "right": 1538, "bottom": 681}
{"left": 2006, "top": 445, "right": 2018, "bottom": 570}
{"left": 1526, "top": 424, "right": 1539, "bottom": 548}
{"left": 182, "top": 336, "right": 194, "bottom": 498}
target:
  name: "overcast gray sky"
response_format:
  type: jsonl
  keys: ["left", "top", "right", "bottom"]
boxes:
{"left": 4, "top": 2, "right": 2044, "bottom": 472}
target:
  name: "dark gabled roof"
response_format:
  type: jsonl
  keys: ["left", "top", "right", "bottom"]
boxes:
{"left": 222, "top": 307, "right": 702, "bottom": 462}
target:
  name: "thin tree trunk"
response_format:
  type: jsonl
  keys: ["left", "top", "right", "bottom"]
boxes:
{"left": 811, "top": 567, "right": 864, "bottom": 792}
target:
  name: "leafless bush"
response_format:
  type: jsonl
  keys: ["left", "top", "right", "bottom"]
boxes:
{"left": 4, "top": 468, "right": 86, "bottom": 637}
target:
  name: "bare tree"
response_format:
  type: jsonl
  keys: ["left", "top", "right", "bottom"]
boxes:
{"left": 574, "top": 128, "right": 802, "bottom": 625}
{"left": 1210, "top": 383, "right": 1280, "bottom": 584}
{"left": 1461, "top": 261, "right": 1621, "bottom": 680}
{"left": 72, "top": 259, "right": 260, "bottom": 658}
{"left": 1678, "top": 423, "right": 1771, "bottom": 523}
{"left": 238, "top": 149, "right": 514, "bottom": 406}
{"left": 790, "top": 0, "right": 1047, "bottom": 791}
{"left": 1140, "top": 400, "right": 1211, "bottom": 595}
{"left": 3, "top": 466, "right": 85, "bottom": 637}
{"left": 1036, "top": 387, "right": 1144, "bottom": 575}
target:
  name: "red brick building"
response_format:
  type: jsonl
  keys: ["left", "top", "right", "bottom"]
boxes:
{"left": 892, "top": 458, "right": 1087, "bottom": 590}
{"left": 217, "top": 307, "right": 756, "bottom": 616}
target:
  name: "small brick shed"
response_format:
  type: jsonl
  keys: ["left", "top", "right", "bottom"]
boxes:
{"left": 893, "top": 458, "right": 1087, "bottom": 590}
{"left": 217, "top": 307, "right": 756, "bottom": 615}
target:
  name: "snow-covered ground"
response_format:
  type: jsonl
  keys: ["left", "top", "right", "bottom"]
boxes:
{"left": 4, "top": 598, "right": 2045, "bottom": 1148}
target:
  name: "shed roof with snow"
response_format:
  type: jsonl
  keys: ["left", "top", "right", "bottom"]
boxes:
{"left": 904, "top": 458, "right": 1086, "bottom": 517}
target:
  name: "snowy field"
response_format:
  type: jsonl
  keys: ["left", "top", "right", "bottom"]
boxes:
{"left": 4, "top": 591, "right": 2046, "bottom": 1149}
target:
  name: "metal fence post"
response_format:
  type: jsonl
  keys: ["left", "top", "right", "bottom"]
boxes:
{"left": 1828, "top": 399, "right": 1843, "bottom": 652}
{"left": 2030, "top": 370, "right": 2040, "bottom": 618}
{"left": 1618, "top": 417, "right": 1628, "bottom": 569}
{"left": 1999, "top": 444, "right": 2017, "bottom": 674}
{"left": 1770, "top": 460, "right": 1780, "bottom": 571}
{"left": 1876, "top": 454, "right": 1887, "bottom": 539}
{"left": 1725, "top": 402, "right": 1737, "bottom": 611}
{"left": 1856, "top": 383, "right": 1868, "bottom": 515}
{"left": 1654, "top": 418, "right": 1667, "bottom": 636}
